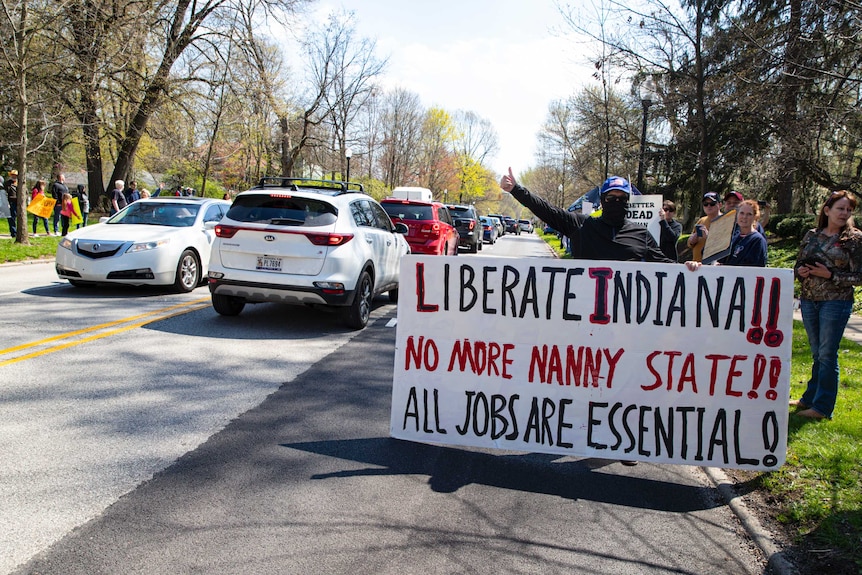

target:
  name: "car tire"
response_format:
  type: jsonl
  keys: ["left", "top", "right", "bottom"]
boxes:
{"left": 470, "top": 240, "right": 479, "bottom": 253}
{"left": 212, "top": 293, "right": 246, "bottom": 316}
{"left": 478, "top": 240, "right": 483, "bottom": 251}
{"left": 343, "top": 271, "right": 373, "bottom": 329}
{"left": 388, "top": 287, "right": 399, "bottom": 303}
{"left": 174, "top": 249, "right": 200, "bottom": 293}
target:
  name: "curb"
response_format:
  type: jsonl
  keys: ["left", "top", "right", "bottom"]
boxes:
{"left": 703, "top": 466, "right": 797, "bottom": 574}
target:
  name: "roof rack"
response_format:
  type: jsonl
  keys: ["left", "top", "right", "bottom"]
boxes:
{"left": 253, "top": 177, "right": 365, "bottom": 195}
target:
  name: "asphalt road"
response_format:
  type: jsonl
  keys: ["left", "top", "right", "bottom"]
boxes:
{"left": 1, "top": 234, "right": 768, "bottom": 574}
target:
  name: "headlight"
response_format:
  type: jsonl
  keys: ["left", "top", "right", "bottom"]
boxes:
{"left": 126, "top": 238, "right": 170, "bottom": 253}
{"left": 59, "top": 238, "right": 73, "bottom": 250}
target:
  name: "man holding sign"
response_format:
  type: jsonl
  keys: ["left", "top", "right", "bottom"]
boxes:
{"left": 500, "top": 169, "right": 676, "bottom": 466}
{"left": 500, "top": 169, "right": 674, "bottom": 264}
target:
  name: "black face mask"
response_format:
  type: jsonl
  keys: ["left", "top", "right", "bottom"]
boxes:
{"left": 601, "top": 197, "right": 628, "bottom": 227}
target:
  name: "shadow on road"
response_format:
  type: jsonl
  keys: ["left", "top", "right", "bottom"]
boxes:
{"left": 284, "top": 436, "right": 722, "bottom": 513}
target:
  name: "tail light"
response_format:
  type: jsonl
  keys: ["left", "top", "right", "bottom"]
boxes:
{"left": 305, "top": 233, "right": 354, "bottom": 246}
{"left": 468, "top": 220, "right": 476, "bottom": 230}
{"left": 215, "top": 225, "right": 239, "bottom": 238}
{"left": 419, "top": 223, "right": 441, "bottom": 237}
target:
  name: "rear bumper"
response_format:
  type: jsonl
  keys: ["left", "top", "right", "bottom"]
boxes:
{"left": 208, "top": 277, "right": 355, "bottom": 306}
{"left": 456, "top": 230, "right": 479, "bottom": 247}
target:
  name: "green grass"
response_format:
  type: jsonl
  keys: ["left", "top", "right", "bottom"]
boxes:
{"left": 0, "top": 217, "right": 64, "bottom": 262}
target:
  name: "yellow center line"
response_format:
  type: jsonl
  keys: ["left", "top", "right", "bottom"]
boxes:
{"left": 0, "top": 298, "right": 211, "bottom": 368}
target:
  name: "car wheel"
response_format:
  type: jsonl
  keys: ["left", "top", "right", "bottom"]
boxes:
{"left": 478, "top": 240, "right": 483, "bottom": 251}
{"left": 388, "top": 287, "right": 399, "bottom": 303}
{"left": 212, "top": 293, "right": 246, "bottom": 316}
{"left": 470, "top": 240, "right": 479, "bottom": 253}
{"left": 174, "top": 249, "right": 200, "bottom": 293}
{"left": 343, "top": 271, "right": 373, "bottom": 329}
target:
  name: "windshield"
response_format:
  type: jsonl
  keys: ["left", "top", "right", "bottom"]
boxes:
{"left": 109, "top": 202, "right": 201, "bottom": 227}
{"left": 227, "top": 194, "right": 337, "bottom": 226}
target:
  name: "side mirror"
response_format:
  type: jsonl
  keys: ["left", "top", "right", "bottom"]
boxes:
{"left": 394, "top": 222, "right": 409, "bottom": 234}
{"left": 99, "top": 216, "right": 109, "bottom": 224}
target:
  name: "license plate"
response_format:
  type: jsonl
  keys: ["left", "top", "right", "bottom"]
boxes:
{"left": 256, "top": 256, "right": 282, "bottom": 271}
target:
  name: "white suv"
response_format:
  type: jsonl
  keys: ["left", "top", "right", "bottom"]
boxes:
{"left": 207, "top": 178, "right": 410, "bottom": 329}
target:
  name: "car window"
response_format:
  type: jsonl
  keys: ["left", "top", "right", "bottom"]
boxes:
{"left": 438, "top": 207, "right": 453, "bottom": 225}
{"left": 110, "top": 202, "right": 201, "bottom": 227}
{"left": 227, "top": 194, "right": 337, "bottom": 226}
{"left": 368, "top": 202, "right": 394, "bottom": 231}
{"left": 203, "top": 204, "right": 225, "bottom": 223}
{"left": 351, "top": 200, "right": 376, "bottom": 227}
{"left": 381, "top": 203, "right": 434, "bottom": 220}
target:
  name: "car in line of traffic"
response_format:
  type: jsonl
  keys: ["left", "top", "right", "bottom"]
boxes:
{"left": 207, "top": 178, "right": 411, "bottom": 329}
{"left": 55, "top": 196, "right": 232, "bottom": 292}
{"left": 480, "top": 216, "right": 498, "bottom": 244}
{"left": 445, "top": 203, "right": 482, "bottom": 253}
{"left": 380, "top": 197, "right": 459, "bottom": 256}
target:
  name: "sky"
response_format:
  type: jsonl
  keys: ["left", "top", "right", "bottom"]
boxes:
{"left": 298, "top": 0, "right": 598, "bottom": 177}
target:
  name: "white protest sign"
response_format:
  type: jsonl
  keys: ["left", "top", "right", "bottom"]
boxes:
{"left": 390, "top": 255, "right": 794, "bottom": 470}
{"left": 627, "top": 194, "right": 663, "bottom": 243}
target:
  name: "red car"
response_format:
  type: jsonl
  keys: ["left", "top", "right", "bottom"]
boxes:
{"left": 380, "top": 198, "right": 460, "bottom": 256}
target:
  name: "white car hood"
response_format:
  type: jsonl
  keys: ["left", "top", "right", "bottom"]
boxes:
{"left": 68, "top": 223, "right": 190, "bottom": 242}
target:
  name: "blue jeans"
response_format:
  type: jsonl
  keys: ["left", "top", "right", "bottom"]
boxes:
{"left": 799, "top": 299, "right": 853, "bottom": 418}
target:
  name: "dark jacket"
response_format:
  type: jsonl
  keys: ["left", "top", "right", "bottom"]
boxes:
{"left": 719, "top": 231, "right": 767, "bottom": 267}
{"left": 51, "top": 179, "right": 68, "bottom": 212}
{"left": 659, "top": 218, "right": 683, "bottom": 262}
{"left": 509, "top": 184, "right": 674, "bottom": 263}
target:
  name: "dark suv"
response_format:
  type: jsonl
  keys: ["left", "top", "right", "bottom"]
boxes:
{"left": 446, "top": 204, "right": 482, "bottom": 253}
{"left": 502, "top": 216, "right": 521, "bottom": 235}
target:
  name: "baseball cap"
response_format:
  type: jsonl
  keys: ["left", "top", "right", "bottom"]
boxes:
{"left": 703, "top": 192, "right": 720, "bottom": 203}
{"left": 8, "top": 169, "right": 17, "bottom": 177}
{"left": 724, "top": 191, "right": 743, "bottom": 202}
{"left": 600, "top": 176, "right": 632, "bottom": 198}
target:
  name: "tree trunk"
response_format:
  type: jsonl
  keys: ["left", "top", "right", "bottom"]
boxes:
{"left": 776, "top": 0, "right": 802, "bottom": 214}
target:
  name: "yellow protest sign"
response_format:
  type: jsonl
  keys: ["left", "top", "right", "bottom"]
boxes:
{"left": 70, "top": 198, "right": 83, "bottom": 225}
{"left": 27, "top": 196, "right": 55, "bottom": 219}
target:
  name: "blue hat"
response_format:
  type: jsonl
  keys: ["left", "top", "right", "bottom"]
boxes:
{"left": 600, "top": 176, "right": 631, "bottom": 198}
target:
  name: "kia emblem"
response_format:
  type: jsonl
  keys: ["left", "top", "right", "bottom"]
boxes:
{"left": 264, "top": 235, "right": 275, "bottom": 242}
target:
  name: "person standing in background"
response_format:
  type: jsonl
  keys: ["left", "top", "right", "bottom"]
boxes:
{"left": 110, "top": 179, "right": 127, "bottom": 215}
{"left": 30, "top": 180, "right": 50, "bottom": 235}
{"left": 686, "top": 192, "right": 723, "bottom": 262}
{"left": 59, "top": 192, "right": 80, "bottom": 236}
{"left": 720, "top": 200, "right": 767, "bottom": 267}
{"left": 76, "top": 184, "right": 89, "bottom": 228}
{"left": 5, "top": 169, "right": 18, "bottom": 237}
{"left": 50, "top": 173, "right": 68, "bottom": 235}
{"left": 792, "top": 190, "right": 862, "bottom": 420}
{"left": 658, "top": 200, "right": 682, "bottom": 262}
{"left": 124, "top": 180, "right": 140, "bottom": 204}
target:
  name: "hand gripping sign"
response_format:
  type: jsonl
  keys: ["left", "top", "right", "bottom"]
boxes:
{"left": 390, "top": 256, "right": 793, "bottom": 470}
